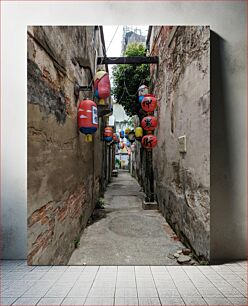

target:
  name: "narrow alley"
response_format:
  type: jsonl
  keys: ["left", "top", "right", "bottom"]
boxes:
{"left": 27, "top": 25, "right": 210, "bottom": 265}
{"left": 69, "top": 171, "right": 185, "bottom": 265}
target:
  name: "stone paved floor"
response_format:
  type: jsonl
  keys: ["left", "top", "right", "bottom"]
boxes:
{"left": 1, "top": 260, "right": 247, "bottom": 305}
{"left": 69, "top": 171, "right": 185, "bottom": 265}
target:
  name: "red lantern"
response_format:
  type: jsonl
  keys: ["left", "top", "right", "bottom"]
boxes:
{"left": 104, "top": 127, "right": 113, "bottom": 142}
{"left": 78, "top": 99, "right": 98, "bottom": 142}
{"left": 142, "top": 135, "right": 157, "bottom": 149}
{"left": 141, "top": 116, "right": 158, "bottom": 131}
{"left": 141, "top": 94, "right": 157, "bottom": 113}
{"left": 94, "top": 71, "right": 111, "bottom": 99}
{"left": 113, "top": 133, "right": 118, "bottom": 144}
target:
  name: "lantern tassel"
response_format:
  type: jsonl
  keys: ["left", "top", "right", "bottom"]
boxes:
{"left": 85, "top": 134, "right": 93, "bottom": 142}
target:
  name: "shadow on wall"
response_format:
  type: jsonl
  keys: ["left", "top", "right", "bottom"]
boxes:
{"left": 210, "top": 31, "right": 246, "bottom": 263}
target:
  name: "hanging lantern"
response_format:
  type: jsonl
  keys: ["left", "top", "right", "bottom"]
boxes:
{"left": 142, "top": 135, "right": 158, "bottom": 149}
{"left": 120, "top": 130, "right": 124, "bottom": 139}
{"left": 141, "top": 94, "right": 157, "bottom": 113}
{"left": 138, "top": 85, "right": 149, "bottom": 103}
{"left": 125, "top": 127, "right": 130, "bottom": 135}
{"left": 128, "top": 130, "right": 136, "bottom": 143}
{"left": 141, "top": 116, "right": 158, "bottom": 131}
{"left": 116, "top": 133, "right": 120, "bottom": 143}
{"left": 94, "top": 70, "right": 111, "bottom": 105}
{"left": 77, "top": 99, "right": 98, "bottom": 142}
{"left": 112, "top": 133, "right": 118, "bottom": 144}
{"left": 135, "top": 127, "right": 143, "bottom": 141}
{"left": 104, "top": 127, "right": 113, "bottom": 142}
{"left": 125, "top": 127, "right": 131, "bottom": 139}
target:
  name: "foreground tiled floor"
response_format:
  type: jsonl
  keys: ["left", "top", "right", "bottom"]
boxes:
{"left": 1, "top": 260, "right": 247, "bottom": 305}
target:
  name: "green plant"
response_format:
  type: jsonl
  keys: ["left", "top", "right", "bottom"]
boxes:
{"left": 73, "top": 236, "right": 80, "bottom": 249}
{"left": 112, "top": 43, "right": 151, "bottom": 117}
{"left": 95, "top": 197, "right": 105, "bottom": 209}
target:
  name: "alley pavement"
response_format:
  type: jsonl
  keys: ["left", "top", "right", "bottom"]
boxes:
{"left": 69, "top": 170, "right": 185, "bottom": 265}
{"left": 1, "top": 260, "right": 247, "bottom": 305}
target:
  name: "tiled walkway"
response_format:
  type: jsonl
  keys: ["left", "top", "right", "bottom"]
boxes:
{"left": 1, "top": 260, "right": 247, "bottom": 305}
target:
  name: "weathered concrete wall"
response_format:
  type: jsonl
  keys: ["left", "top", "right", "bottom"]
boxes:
{"left": 150, "top": 26, "right": 210, "bottom": 260}
{"left": 131, "top": 141, "right": 143, "bottom": 185}
{"left": 27, "top": 26, "right": 105, "bottom": 264}
{"left": 135, "top": 148, "right": 154, "bottom": 202}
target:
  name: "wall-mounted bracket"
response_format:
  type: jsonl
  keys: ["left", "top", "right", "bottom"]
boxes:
{"left": 74, "top": 83, "right": 93, "bottom": 103}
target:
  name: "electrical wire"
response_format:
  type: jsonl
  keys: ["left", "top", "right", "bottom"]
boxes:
{"left": 106, "top": 26, "right": 119, "bottom": 53}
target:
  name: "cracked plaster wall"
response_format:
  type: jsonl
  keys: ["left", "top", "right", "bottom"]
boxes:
{"left": 27, "top": 26, "right": 105, "bottom": 264}
{"left": 152, "top": 26, "right": 210, "bottom": 260}
{"left": 132, "top": 26, "right": 210, "bottom": 260}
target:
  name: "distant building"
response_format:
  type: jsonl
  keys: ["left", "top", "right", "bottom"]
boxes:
{"left": 112, "top": 101, "right": 129, "bottom": 132}
{"left": 121, "top": 26, "right": 146, "bottom": 54}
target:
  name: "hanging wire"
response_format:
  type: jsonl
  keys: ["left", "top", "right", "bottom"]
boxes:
{"left": 99, "top": 26, "right": 122, "bottom": 66}
{"left": 106, "top": 26, "right": 119, "bottom": 53}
